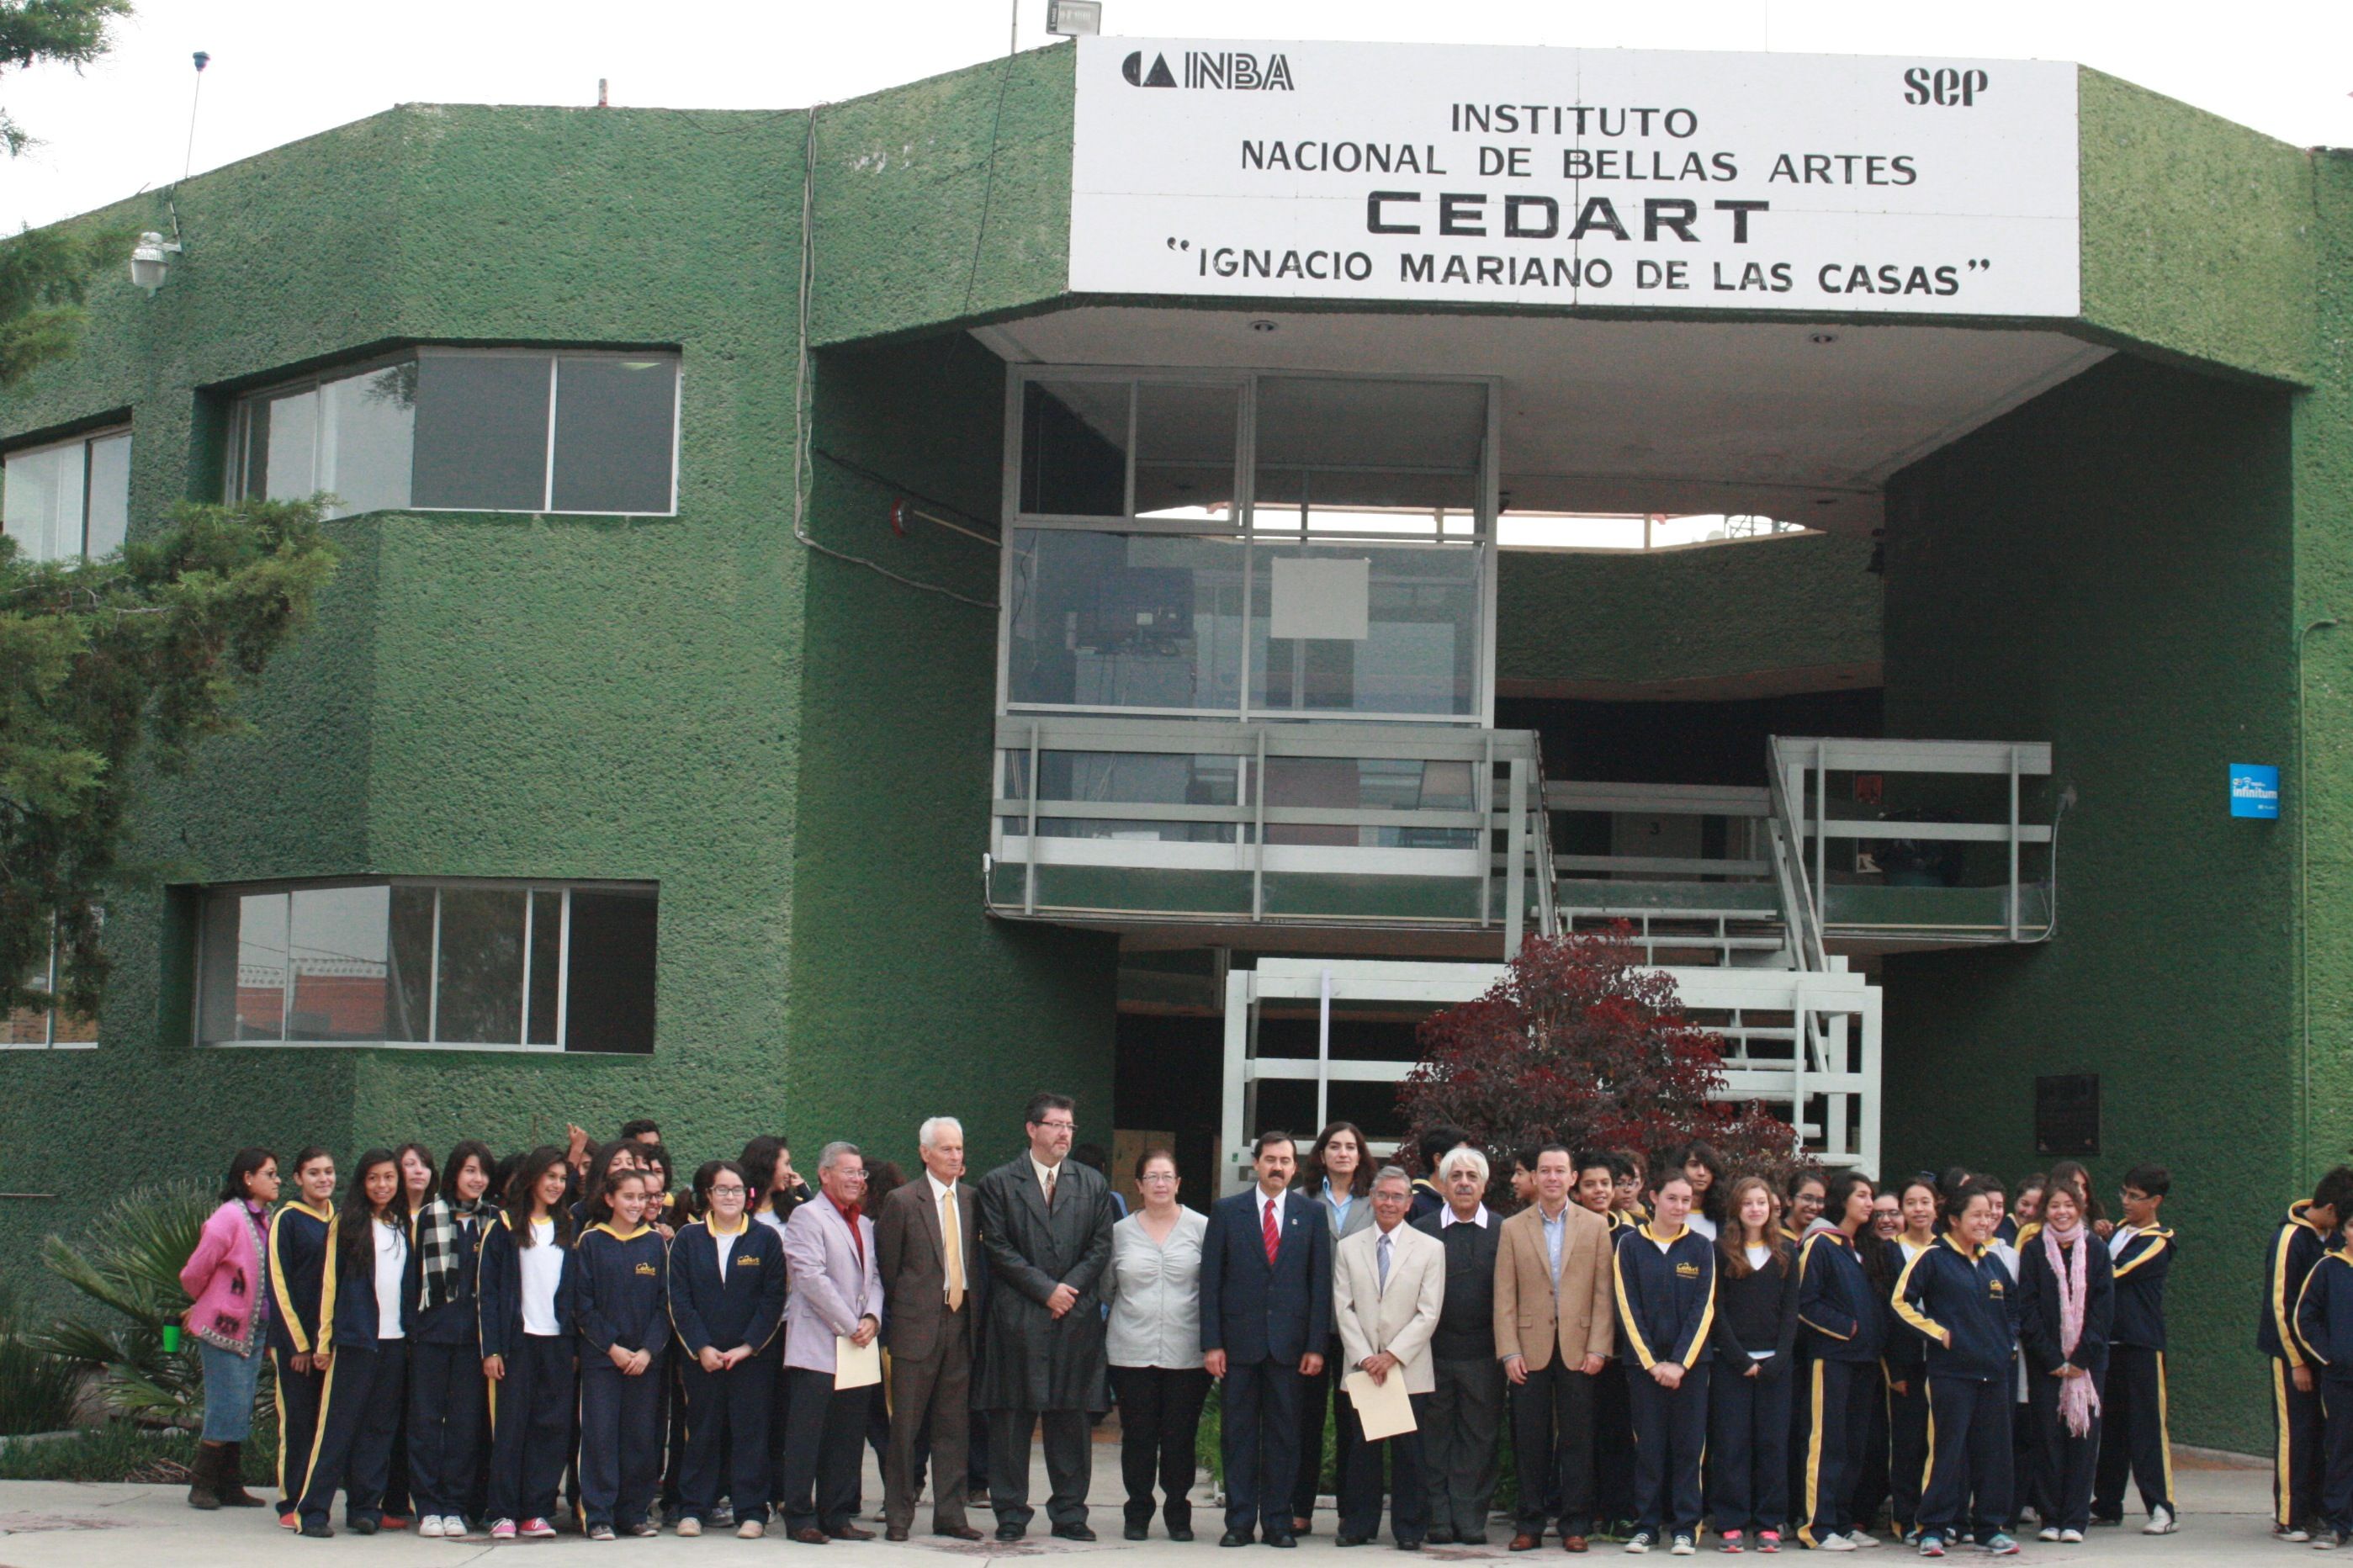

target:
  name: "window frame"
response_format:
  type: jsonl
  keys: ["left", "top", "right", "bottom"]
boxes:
{"left": 226, "top": 347, "right": 683, "bottom": 519}
{"left": 3, "top": 917, "right": 98, "bottom": 1052}
{"left": 997, "top": 365, "right": 1501, "bottom": 728}
{"left": 189, "top": 874, "right": 658, "bottom": 1053}
{"left": 1, "top": 423, "right": 134, "bottom": 564}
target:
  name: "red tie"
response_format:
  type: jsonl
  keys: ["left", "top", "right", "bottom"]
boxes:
{"left": 1262, "top": 1197, "right": 1280, "bottom": 1267}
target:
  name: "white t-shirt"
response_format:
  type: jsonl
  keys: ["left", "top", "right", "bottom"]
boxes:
{"left": 373, "top": 1218, "right": 408, "bottom": 1341}
{"left": 520, "top": 1218, "right": 565, "bottom": 1336}
{"left": 1743, "top": 1243, "right": 1775, "bottom": 1356}
{"left": 1687, "top": 1213, "right": 1719, "bottom": 1241}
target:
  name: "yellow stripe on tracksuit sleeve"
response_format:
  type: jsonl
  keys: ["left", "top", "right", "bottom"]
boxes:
{"left": 316, "top": 1217, "right": 339, "bottom": 1353}
{"left": 2295, "top": 1259, "right": 2334, "bottom": 1367}
{"left": 2110, "top": 1233, "right": 2168, "bottom": 1279}
{"left": 268, "top": 1208, "right": 311, "bottom": 1355}
{"left": 2275, "top": 1226, "right": 2308, "bottom": 1368}
{"left": 1613, "top": 1244, "right": 1656, "bottom": 1369}
{"left": 1888, "top": 1242, "right": 1947, "bottom": 1343}
{"left": 1677, "top": 1273, "right": 1716, "bottom": 1365}
{"left": 1795, "top": 1235, "right": 1853, "bottom": 1340}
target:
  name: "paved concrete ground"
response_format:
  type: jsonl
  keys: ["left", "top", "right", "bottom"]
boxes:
{"left": 0, "top": 1449, "right": 2297, "bottom": 1566}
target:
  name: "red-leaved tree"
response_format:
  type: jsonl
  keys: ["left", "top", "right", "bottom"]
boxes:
{"left": 1396, "top": 927, "right": 1801, "bottom": 1210}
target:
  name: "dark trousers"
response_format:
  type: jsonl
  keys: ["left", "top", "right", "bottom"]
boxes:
{"left": 272, "top": 1350, "right": 326, "bottom": 1513}
{"left": 1708, "top": 1363, "right": 1791, "bottom": 1534}
{"left": 2278, "top": 1355, "right": 2327, "bottom": 1532}
{"left": 1291, "top": 1359, "right": 1357, "bottom": 1524}
{"left": 888, "top": 1326, "right": 973, "bottom": 1532}
{"left": 2011, "top": 1391, "right": 2043, "bottom": 1523}
{"left": 1849, "top": 1362, "right": 1889, "bottom": 1528}
{"left": 2026, "top": 1361, "right": 2105, "bottom": 1533}
{"left": 2323, "top": 1380, "right": 2353, "bottom": 1534}
{"left": 1799, "top": 1357, "right": 1873, "bottom": 1546}
{"left": 1887, "top": 1369, "right": 1929, "bottom": 1533}
{"left": 767, "top": 1353, "right": 796, "bottom": 1507}
{"left": 1114, "top": 1366, "right": 1209, "bottom": 1531}
{"left": 1222, "top": 1357, "right": 1306, "bottom": 1536}
{"left": 678, "top": 1350, "right": 776, "bottom": 1520}
{"left": 1919, "top": 1376, "right": 2012, "bottom": 1537}
{"left": 486, "top": 1333, "right": 573, "bottom": 1525}
{"left": 1628, "top": 1363, "right": 1708, "bottom": 1536}
{"left": 1339, "top": 1391, "right": 1431, "bottom": 1544}
{"left": 384, "top": 1403, "right": 411, "bottom": 1518}
{"left": 782, "top": 1368, "right": 870, "bottom": 1534}
{"left": 1595, "top": 1358, "right": 1634, "bottom": 1528}
{"left": 298, "top": 1339, "right": 409, "bottom": 1528}
{"left": 1510, "top": 1357, "right": 1597, "bottom": 1534}
{"left": 1423, "top": 1355, "right": 1504, "bottom": 1539}
{"left": 2093, "top": 1346, "right": 2175, "bottom": 1519}
{"left": 660, "top": 1356, "right": 686, "bottom": 1516}
{"left": 988, "top": 1406, "right": 1093, "bottom": 1530}
{"left": 1783, "top": 1348, "right": 1811, "bottom": 1534}
{"left": 406, "top": 1339, "right": 487, "bottom": 1519}
{"left": 580, "top": 1353, "right": 667, "bottom": 1529}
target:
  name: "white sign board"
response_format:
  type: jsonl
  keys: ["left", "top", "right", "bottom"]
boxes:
{"left": 1071, "top": 40, "right": 2080, "bottom": 316}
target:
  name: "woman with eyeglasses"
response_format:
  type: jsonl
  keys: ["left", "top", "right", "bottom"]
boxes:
{"left": 1104, "top": 1148, "right": 1210, "bottom": 1542}
{"left": 668, "top": 1158, "right": 788, "bottom": 1538}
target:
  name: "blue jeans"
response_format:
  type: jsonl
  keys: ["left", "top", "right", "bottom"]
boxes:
{"left": 200, "top": 1338, "right": 266, "bottom": 1441}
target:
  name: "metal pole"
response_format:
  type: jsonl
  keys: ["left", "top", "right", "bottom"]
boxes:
{"left": 1252, "top": 728, "right": 1268, "bottom": 921}
{"left": 1023, "top": 722, "right": 1041, "bottom": 915}
{"left": 1317, "top": 967, "right": 1333, "bottom": 1134}
{"left": 2006, "top": 745, "right": 2022, "bottom": 942}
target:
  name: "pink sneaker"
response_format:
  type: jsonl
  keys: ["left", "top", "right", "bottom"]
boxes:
{"left": 1756, "top": 1530, "right": 1781, "bottom": 1554}
{"left": 490, "top": 1519, "right": 517, "bottom": 1540}
{"left": 1720, "top": 1529, "right": 1744, "bottom": 1553}
{"left": 520, "top": 1517, "right": 558, "bottom": 1539}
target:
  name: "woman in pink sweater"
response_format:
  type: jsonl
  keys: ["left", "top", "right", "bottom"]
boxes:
{"left": 180, "top": 1147, "right": 280, "bottom": 1511}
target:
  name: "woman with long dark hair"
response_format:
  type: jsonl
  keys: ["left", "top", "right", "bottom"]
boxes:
{"left": 1292, "top": 1120, "right": 1374, "bottom": 1534}
{"left": 268, "top": 1146, "right": 337, "bottom": 1527}
{"left": 1794, "top": 1169, "right": 1883, "bottom": 1551}
{"left": 403, "top": 1138, "right": 496, "bottom": 1539}
{"left": 1678, "top": 1141, "right": 1730, "bottom": 1238}
{"left": 294, "top": 1150, "right": 411, "bottom": 1538}
{"left": 478, "top": 1147, "right": 579, "bottom": 1541}
{"left": 575, "top": 1165, "right": 671, "bottom": 1539}
{"left": 670, "top": 1158, "right": 788, "bottom": 1538}
{"left": 181, "top": 1147, "right": 279, "bottom": 1511}
{"left": 2017, "top": 1182, "right": 2115, "bottom": 1544}
{"left": 1707, "top": 1176, "right": 1798, "bottom": 1551}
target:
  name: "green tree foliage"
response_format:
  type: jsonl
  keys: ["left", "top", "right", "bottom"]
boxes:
{"left": 2, "top": 500, "right": 338, "bottom": 1015}
{"left": 1, "top": 0, "right": 132, "bottom": 156}
{"left": 32, "top": 1178, "right": 212, "bottom": 1428}
{"left": 3, "top": 0, "right": 135, "bottom": 383}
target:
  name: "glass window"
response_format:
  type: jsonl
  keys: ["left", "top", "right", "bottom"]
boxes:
{"left": 3, "top": 427, "right": 131, "bottom": 564}
{"left": 235, "top": 351, "right": 680, "bottom": 517}
{"left": 411, "top": 354, "right": 550, "bottom": 511}
{"left": 552, "top": 356, "right": 677, "bottom": 514}
{"left": 1003, "top": 750, "right": 1245, "bottom": 844}
{"left": 1255, "top": 378, "right": 1484, "bottom": 530}
{"left": 1250, "top": 543, "right": 1481, "bottom": 717}
{"left": 5, "top": 921, "right": 98, "bottom": 1050}
{"left": 1020, "top": 381, "right": 1128, "bottom": 517}
{"left": 1006, "top": 527, "right": 1247, "bottom": 712}
{"left": 194, "top": 878, "right": 655, "bottom": 1052}
{"left": 1133, "top": 383, "right": 1239, "bottom": 522}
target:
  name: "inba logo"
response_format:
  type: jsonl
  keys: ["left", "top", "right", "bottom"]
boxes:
{"left": 1123, "top": 50, "right": 1295, "bottom": 91}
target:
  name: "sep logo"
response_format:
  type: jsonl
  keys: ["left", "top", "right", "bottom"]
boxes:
{"left": 1124, "top": 50, "right": 1295, "bottom": 91}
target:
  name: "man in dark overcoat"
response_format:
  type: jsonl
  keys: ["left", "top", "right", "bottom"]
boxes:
{"left": 973, "top": 1091, "right": 1116, "bottom": 1542}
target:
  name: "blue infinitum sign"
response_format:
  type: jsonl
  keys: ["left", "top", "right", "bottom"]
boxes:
{"left": 2230, "top": 763, "right": 2281, "bottom": 819}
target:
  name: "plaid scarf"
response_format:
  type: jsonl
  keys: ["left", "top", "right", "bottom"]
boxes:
{"left": 416, "top": 1195, "right": 488, "bottom": 1313}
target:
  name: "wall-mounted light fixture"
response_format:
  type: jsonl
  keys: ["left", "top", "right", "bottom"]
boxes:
{"left": 129, "top": 230, "right": 183, "bottom": 294}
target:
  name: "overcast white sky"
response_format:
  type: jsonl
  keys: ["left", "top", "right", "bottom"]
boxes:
{"left": 3, "top": 0, "right": 2349, "bottom": 233}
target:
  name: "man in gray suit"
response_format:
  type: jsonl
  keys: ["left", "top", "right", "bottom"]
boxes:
{"left": 776, "top": 1141, "right": 885, "bottom": 1545}
{"left": 973, "top": 1092, "right": 1116, "bottom": 1543}
{"left": 877, "top": 1115, "right": 985, "bottom": 1543}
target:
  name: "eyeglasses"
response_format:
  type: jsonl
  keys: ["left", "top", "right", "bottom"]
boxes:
{"left": 1138, "top": 1172, "right": 1178, "bottom": 1184}
{"left": 708, "top": 1184, "right": 746, "bottom": 1197}
{"left": 1036, "top": 1119, "right": 1075, "bottom": 1131}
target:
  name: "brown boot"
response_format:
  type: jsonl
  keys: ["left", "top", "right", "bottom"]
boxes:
{"left": 187, "top": 1441, "right": 225, "bottom": 1510}
{"left": 218, "top": 1441, "right": 266, "bottom": 1507}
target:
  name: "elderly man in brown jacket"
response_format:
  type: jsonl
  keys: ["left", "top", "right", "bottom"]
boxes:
{"left": 1493, "top": 1143, "right": 1615, "bottom": 1554}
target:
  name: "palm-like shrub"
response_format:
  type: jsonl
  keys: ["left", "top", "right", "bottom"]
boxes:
{"left": 0, "top": 1285, "right": 82, "bottom": 1436}
{"left": 32, "top": 1179, "right": 215, "bottom": 1428}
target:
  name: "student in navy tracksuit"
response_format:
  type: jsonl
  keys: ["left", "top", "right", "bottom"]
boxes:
{"left": 1612, "top": 1173, "right": 1716, "bottom": 1552}
{"left": 1708, "top": 1177, "right": 1799, "bottom": 1552}
{"left": 1200, "top": 1131, "right": 1333, "bottom": 1546}
{"left": 268, "top": 1147, "right": 337, "bottom": 1526}
{"left": 2093, "top": 1163, "right": 2179, "bottom": 1531}
{"left": 478, "top": 1147, "right": 580, "bottom": 1540}
{"left": 1793, "top": 1170, "right": 1882, "bottom": 1550}
{"left": 2260, "top": 1169, "right": 2353, "bottom": 1541}
{"left": 2294, "top": 1210, "right": 2353, "bottom": 1549}
{"left": 1883, "top": 1177, "right": 1944, "bottom": 1543}
{"left": 575, "top": 1167, "right": 671, "bottom": 1539}
{"left": 400, "top": 1140, "right": 494, "bottom": 1539}
{"left": 668, "top": 1158, "right": 787, "bottom": 1538}
{"left": 295, "top": 1151, "right": 411, "bottom": 1539}
{"left": 2016, "top": 1182, "right": 2113, "bottom": 1541}
{"left": 1892, "top": 1181, "right": 2021, "bottom": 1556}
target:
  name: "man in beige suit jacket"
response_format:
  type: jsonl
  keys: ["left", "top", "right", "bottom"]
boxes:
{"left": 1492, "top": 1144, "right": 1615, "bottom": 1553}
{"left": 1332, "top": 1168, "right": 1446, "bottom": 1548}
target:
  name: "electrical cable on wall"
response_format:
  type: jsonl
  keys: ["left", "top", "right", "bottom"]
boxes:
{"left": 791, "top": 105, "right": 999, "bottom": 612}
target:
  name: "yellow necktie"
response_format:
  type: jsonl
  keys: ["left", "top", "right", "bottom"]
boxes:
{"left": 942, "top": 1189, "right": 965, "bottom": 1314}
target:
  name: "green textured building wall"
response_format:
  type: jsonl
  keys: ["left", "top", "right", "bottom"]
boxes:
{"left": 1495, "top": 533, "right": 1882, "bottom": 698}
{"left": 1878, "top": 354, "right": 2299, "bottom": 1450}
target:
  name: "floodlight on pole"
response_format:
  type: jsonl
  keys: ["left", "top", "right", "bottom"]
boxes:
{"left": 1047, "top": 0, "right": 1101, "bottom": 36}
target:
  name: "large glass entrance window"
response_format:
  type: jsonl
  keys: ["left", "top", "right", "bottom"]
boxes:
{"left": 1002, "top": 370, "right": 1496, "bottom": 724}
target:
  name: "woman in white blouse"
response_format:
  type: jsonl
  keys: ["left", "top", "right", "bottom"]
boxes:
{"left": 1105, "top": 1148, "right": 1210, "bottom": 1543}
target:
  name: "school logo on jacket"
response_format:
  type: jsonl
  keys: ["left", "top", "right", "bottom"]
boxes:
{"left": 635, "top": 1262, "right": 659, "bottom": 1278}
{"left": 735, "top": 1254, "right": 760, "bottom": 1266}
{"left": 1675, "top": 1261, "right": 1701, "bottom": 1279}
{"left": 1987, "top": 1279, "right": 2005, "bottom": 1296}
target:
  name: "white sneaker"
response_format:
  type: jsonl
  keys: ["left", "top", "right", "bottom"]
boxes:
{"left": 2036, "top": 1527, "right": 2059, "bottom": 1542}
{"left": 676, "top": 1517, "right": 702, "bottom": 1538}
{"left": 2287, "top": 1528, "right": 2319, "bottom": 1544}
{"left": 737, "top": 1518, "right": 766, "bottom": 1539}
{"left": 1625, "top": 1534, "right": 1655, "bottom": 1555}
{"left": 1817, "top": 1536, "right": 1857, "bottom": 1553}
{"left": 2143, "top": 1506, "right": 2177, "bottom": 1535}
{"left": 1847, "top": 1531, "right": 1882, "bottom": 1549}
{"left": 2059, "top": 1528, "right": 2084, "bottom": 1544}
{"left": 421, "top": 1515, "right": 448, "bottom": 1538}
{"left": 1671, "top": 1539, "right": 1695, "bottom": 1557}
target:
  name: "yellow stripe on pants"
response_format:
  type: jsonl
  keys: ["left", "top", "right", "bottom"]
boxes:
{"left": 1799, "top": 1360, "right": 1826, "bottom": 1548}
{"left": 2276, "top": 1359, "right": 2296, "bottom": 1528}
{"left": 2156, "top": 1353, "right": 2175, "bottom": 1507}
{"left": 298, "top": 1353, "right": 340, "bottom": 1510}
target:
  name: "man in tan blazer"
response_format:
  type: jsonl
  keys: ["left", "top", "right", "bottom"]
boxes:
{"left": 1493, "top": 1143, "right": 1615, "bottom": 1554}
{"left": 875, "top": 1115, "right": 985, "bottom": 1542}
{"left": 1333, "top": 1167, "right": 1446, "bottom": 1549}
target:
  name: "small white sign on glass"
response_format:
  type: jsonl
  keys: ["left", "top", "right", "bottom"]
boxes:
{"left": 1269, "top": 556, "right": 1370, "bottom": 641}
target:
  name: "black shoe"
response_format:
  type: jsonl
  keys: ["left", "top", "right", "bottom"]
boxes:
{"left": 996, "top": 1524, "right": 1025, "bottom": 1542}
{"left": 299, "top": 1520, "right": 334, "bottom": 1539}
{"left": 1126, "top": 1525, "right": 1150, "bottom": 1541}
{"left": 1052, "top": 1523, "right": 1097, "bottom": 1542}
{"left": 1268, "top": 1531, "right": 1299, "bottom": 1548}
{"left": 1337, "top": 1534, "right": 1371, "bottom": 1548}
{"left": 347, "top": 1517, "right": 379, "bottom": 1536}
{"left": 1427, "top": 1529, "right": 1457, "bottom": 1545}
{"left": 1222, "top": 1530, "right": 1253, "bottom": 1547}
{"left": 1396, "top": 1540, "right": 1423, "bottom": 1552}
{"left": 1171, "top": 1527, "right": 1196, "bottom": 1543}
